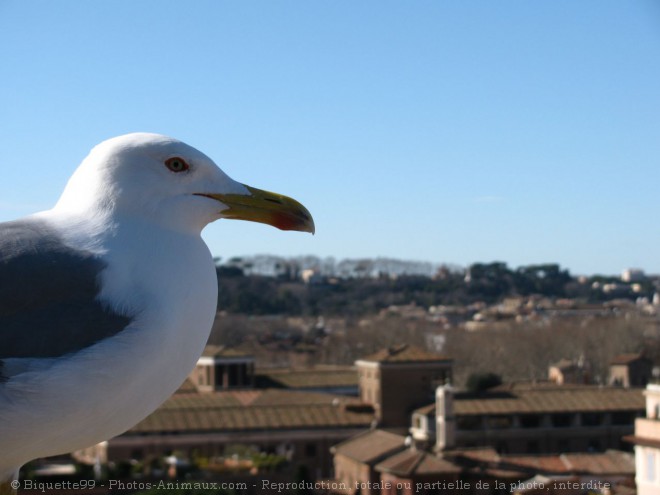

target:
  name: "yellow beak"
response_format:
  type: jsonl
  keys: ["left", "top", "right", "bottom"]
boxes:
{"left": 196, "top": 185, "right": 315, "bottom": 234}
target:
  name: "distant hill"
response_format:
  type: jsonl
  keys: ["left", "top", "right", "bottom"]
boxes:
{"left": 215, "top": 258, "right": 659, "bottom": 317}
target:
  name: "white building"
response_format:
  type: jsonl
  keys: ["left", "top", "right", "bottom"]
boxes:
{"left": 628, "top": 383, "right": 660, "bottom": 495}
{"left": 622, "top": 268, "right": 646, "bottom": 283}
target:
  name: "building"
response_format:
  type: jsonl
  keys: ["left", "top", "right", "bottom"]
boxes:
{"left": 90, "top": 348, "right": 374, "bottom": 478}
{"left": 332, "top": 429, "right": 635, "bottom": 495}
{"left": 622, "top": 269, "right": 646, "bottom": 283}
{"left": 375, "top": 448, "right": 462, "bottom": 495}
{"left": 410, "top": 383, "right": 645, "bottom": 455}
{"left": 71, "top": 343, "right": 646, "bottom": 486}
{"left": 609, "top": 353, "right": 653, "bottom": 388}
{"left": 330, "top": 429, "right": 408, "bottom": 495}
{"left": 107, "top": 387, "right": 374, "bottom": 478}
{"left": 548, "top": 357, "right": 591, "bottom": 385}
{"left": 625, "top": 383, "right": 660, "bottom": 495}
{"left": 255, "top": 365, "right": 358, "bottom": 395}
{"left": 355, "top": 344, "right": 452, "bottom": 427}
{"left": 188, "top": 345, "right": 255, "bottom": 391}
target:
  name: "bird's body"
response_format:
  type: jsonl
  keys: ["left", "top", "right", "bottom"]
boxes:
{"left": 0, "top": 213, "right": 217, "bottom": 479}
{"left": 0, "top": 134, "right": 313, "bottom": 481}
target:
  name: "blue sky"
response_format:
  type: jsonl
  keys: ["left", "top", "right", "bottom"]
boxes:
{"left": 1, "top": 1, "right": 659, "bottom": 275}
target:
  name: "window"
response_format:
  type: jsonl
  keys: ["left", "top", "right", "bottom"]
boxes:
{"left": 647, "top": 452, "right": 656, "bottom": 482}
{"left": 526, "top": 440, "right": 540, "bottom": 453}
{"left": 228, "top": 364, "right": 239, "bottom": 387}
{"left": 305, "top": 443, "right": 317, "bottom": 457}
{"left": 457, "top": 416, "right": 482, "bottom": 431}
{"left": 486, "top": 415, "right": 512, "bottom": 429}
{"left": 611, "top": 412, "right": 635, "bottom": 425}
{"left": 213, "top": 365, "right": 221, "bottom": 387}
{"left": 551, "top": 414, "right": 573, "bottom": 428}
{"left": 519, "top": 414, "right": 542, "bottom": 428}
{"left": 581, "top": 413, "right": 603, "bottom": 427}
{"left": 239, "top": 363, "right": 248, "bottom": 386}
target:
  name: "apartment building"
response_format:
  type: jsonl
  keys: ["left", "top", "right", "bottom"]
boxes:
{"left": 355, "top": 344, "right": 452, "bottom": 427}
{"left": 410, "top": 382, "right": 644, "bottom": 454}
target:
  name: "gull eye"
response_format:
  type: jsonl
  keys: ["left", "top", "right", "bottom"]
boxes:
{"left": 165, "top": 157, "right": 190, "bottom": 173}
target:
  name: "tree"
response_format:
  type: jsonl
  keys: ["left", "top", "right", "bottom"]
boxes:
{"left": 466, "top": 372, "right": 502, "bottom": 392}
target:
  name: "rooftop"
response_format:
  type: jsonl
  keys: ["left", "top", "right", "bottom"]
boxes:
{"left": 369, "top": 443, "right": 634, "bottom": 479}
{"left": 610, "top": 353, "right": 648, "bottom": 365}
{"left": 358, "top": 344, "right": 451, "bottom": 364}
{"left": 550, "top": 358, "right": 581, "bottom": 371}
{"left": 414, "top": 384, "right": 644, "bottom": 416}
{"left": 376, "top": 448, "right": 461, "bottom": 476}
{"left": 125, "top": 389, "right": 374, "bottom": 435}
{"left": 560, "top": 450, "right": 634, "bottom": 475}
{"left": 331, "top": 429, "right": 407, "bottom": 464}
{"left": 256, "top": 366, "right": 358, "bottom": 389}
{"left": 200, "top": 345, "right": 253, "bottom": 359}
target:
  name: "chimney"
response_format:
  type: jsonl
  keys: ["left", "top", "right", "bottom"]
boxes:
{"left": 435, "top": 384, "right": 455, "bottom": 451}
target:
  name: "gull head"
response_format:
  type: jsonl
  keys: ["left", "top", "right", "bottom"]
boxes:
{"left": 54, "top": 133, "right": 315, "bottom": 235}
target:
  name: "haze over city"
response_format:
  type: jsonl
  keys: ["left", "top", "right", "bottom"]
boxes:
{"left": 1, "top": 1, "right": 658, "bottom": 275}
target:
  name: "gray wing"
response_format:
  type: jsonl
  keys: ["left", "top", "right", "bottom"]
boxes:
{"left": 0, "top": 218, "right": 132, "bottom": 361}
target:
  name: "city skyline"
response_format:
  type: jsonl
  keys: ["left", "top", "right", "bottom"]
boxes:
{"left": 1, "top": 1, "right": 659, "bottom": 276}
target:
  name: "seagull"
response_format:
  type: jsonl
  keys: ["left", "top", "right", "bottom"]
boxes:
{"left": 0, "top": 133, "right": 314, "bottom": 484}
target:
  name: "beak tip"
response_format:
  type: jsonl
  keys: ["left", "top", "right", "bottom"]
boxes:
{"left": 306, "top": 219, "right": 316, "bottom": 235}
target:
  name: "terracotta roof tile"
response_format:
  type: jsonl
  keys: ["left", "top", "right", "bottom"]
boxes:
{"left": 624, "top": 434, "right": 660, "bottom": 449}
{"left": 359, "top": 344, "right": 450, "bottom": 364}
{"left": 550, "top": 359, "right": 578, "bottom": 371}
{"left": 201, "top": 345, "right": 252, "bottom": 359}
{"left": 331, "top": 429, "right": 406, "bottom": 463}
{"left": 174, "top": 378, "right": 198, "bottom": 394}
{"left": 413, "top": 403, "right": 436, "bottom": 416}
{"left": 376, "top": 449, "right": 461, "bottom": 476}
{"left": 610, "top": 353, "right": 647, "bottom": 365}
{"left": 453, "top": 387, "right": 644, "bottom": 415}
{"left": 561, "top": 450, "right": 634, "bottom": 475}
{"left": 125, "top": 389, "right": 374, "bottom": 435}
{"left": 494, "top": 451, "right": 635, "bottom": 477}
{"left": 502, "top": 455, "right": 569, "bottom": 473}
{"left": 454, "top": 447, "right": 500, "bottom": 463}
